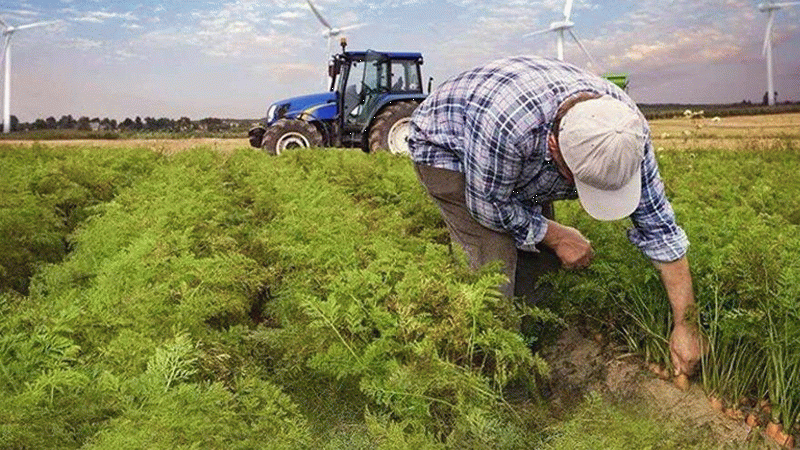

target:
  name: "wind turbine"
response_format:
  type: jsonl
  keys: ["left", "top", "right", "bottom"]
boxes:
{"left": 523, "top": 0, "right": 629, "bottom": 91}
{"left": 759, "top": 1, "right": 800, "bottom": 106}
{"left": 1, "top": 16, "right": 58, "bottom": 133}
{"left": 305, "top": 0, "right": 366, "bottom": 61}
{"left": 523, "top": 0, "right": 598, "bottom": 68}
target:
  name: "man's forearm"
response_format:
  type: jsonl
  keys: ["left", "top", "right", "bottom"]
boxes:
{"left": 656, "top": 255, "right": 705, "bottom": 377}
{"left": 654, "top": 256, "right": 695, "bottom": 324}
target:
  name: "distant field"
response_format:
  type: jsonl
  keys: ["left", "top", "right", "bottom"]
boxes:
{"left": 649, "top": 112, "right": 800, "bottom": 151}
{"left": 2, "top": 112, "right": 798, "bottom": 154}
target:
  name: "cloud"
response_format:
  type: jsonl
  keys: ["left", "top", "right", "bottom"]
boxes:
{"left": 60, "top": 37, "right": 103, "bottom": 50}
{"left": 73, "top": 10, "right": 137, "bottom": 23}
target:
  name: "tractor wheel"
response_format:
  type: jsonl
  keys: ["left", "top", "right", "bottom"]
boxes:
{"left": 368, "top": 102, "right": 418, "bottom": 156}
{"left": 260, "top": 119, "right": 323, "bottom": 155}
{"left": 248, "top": 125, "right": 266, "bottom": 148}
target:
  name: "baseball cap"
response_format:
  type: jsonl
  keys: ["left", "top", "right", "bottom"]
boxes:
{"left": 558, "top": 96, "right": 646, "bottom": 221}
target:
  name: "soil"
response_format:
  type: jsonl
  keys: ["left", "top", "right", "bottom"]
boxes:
{"left": 538, "top": 326, "right": 784, "bottom": 449}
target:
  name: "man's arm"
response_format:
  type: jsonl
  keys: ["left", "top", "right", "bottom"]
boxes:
{"left": 654, "top": 256, "right": 705, "bottom": 377}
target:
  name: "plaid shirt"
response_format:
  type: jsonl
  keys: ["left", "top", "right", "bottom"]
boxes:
{"left": 409, "top": 56, "right": 688, "bottom": 262}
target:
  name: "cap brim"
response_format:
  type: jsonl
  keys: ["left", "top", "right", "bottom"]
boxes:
{"left": 574, "top": 167, "right": 642, "bottom": 221}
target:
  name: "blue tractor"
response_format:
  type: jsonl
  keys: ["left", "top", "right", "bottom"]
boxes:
{"left": 249, "top": 40, "right": 427, "bottom": 155}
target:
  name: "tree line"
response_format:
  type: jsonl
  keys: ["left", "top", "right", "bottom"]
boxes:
{"left": 5, "top": 115, "right": 251, "bottom": 133}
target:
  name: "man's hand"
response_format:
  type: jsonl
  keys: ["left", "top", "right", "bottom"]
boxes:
{"left": 655, "top": 257, "right": 706, "bottom": 377}
{"left": 542, "top": 220, "right": 593, "bottom": 269}
{"left": 670, "top": 322, "right": 706, "bottom": 376}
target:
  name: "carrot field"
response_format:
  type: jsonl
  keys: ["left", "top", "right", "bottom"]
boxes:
{"left": 1, "top": 113, "right": 798, "bottom": 449}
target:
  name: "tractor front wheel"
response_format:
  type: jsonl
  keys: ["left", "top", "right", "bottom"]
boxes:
{"left": 260, "top": 119, "right": 323, "bottom": 155}
{"left": 368, "top": 102, "right": 418, "bottom": 156}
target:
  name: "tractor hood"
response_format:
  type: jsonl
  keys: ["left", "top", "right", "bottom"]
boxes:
{"left": 265, "top": 92, "right": 337, "bottom": 125}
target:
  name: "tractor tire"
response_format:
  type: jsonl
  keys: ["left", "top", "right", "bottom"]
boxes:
{"left": 248, "top": 125, "right": 266, "bottom": 148}
{"left": 260, "top": 119, "right": 323, "bottom": 155}
{"left": 368, "top": 102, "right": 418, "bottom": 156}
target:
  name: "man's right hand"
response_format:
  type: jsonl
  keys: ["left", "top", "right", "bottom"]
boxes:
{"left": 542, "top": 220, "right": 594, "bottom": 269}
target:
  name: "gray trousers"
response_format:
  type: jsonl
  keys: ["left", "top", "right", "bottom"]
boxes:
{"left": 414, "top": 163, "right": 561, "bottom": 303}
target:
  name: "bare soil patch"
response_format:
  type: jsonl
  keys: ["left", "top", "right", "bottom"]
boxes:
{"left": 540, "top": 327, "right": 781, "bottom": 448}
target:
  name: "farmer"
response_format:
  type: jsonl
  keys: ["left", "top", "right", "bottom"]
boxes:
{"left": 408, "top": 56, "right": 703, "bottom": 377}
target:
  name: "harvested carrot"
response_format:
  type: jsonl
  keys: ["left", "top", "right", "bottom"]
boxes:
{"left": 765, "top": 422, "right": 782, "bottom": 441}
{"left": 724, "top": 407, "right": 743, "bottom": 421}
{"left": 673, "top": 373, "right": 690, "bottom": 391}
{"left": 708, "top": 396, "right": 724, "bottom": 412}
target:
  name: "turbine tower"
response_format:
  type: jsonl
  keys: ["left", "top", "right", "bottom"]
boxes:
{"left": 1, "top": 17, "right": 58, "bottom": 133}
{"left": 523, "top": 0, "right": 598, "bottom": 69}
{"left": 759, "top": 1, "right": 800, "bottom": 106}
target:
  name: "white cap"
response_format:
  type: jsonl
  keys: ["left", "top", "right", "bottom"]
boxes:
{"left": 559, "top": 96, "right": 646, "bottom": 221}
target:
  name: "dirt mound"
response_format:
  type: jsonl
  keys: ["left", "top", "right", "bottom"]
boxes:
{"left": 540, "top": 327, "right": 770, "bottom": 448}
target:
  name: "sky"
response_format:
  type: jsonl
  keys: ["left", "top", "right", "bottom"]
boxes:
{"left": 1, "top": 0, "right": 798, "bottom": 122}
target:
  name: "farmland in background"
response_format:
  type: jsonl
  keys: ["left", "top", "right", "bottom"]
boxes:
{"left": 0, "top": 113, "right": 798, "bottom": 448}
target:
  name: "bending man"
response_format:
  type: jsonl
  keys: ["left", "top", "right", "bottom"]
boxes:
{"left": 408, "top": 56, "right": 703, "bottom": 376}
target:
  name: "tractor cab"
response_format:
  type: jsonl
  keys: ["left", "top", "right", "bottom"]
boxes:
{"left": 330, "top": 48, "right": 425, "bottom": 148}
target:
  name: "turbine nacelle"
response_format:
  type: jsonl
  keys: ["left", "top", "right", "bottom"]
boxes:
{"left": 549, "top": 20, "right": 574, "bottom": 32}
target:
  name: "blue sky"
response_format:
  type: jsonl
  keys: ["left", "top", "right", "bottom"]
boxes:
{"left": 2, "top": 0, "right": 798, "bottom": 122}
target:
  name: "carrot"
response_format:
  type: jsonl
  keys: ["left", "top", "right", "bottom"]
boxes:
{"left": 708, "top": 396, "right": 724, "bottom": 412}
{"left": 673, "top": 373, "right": 690, "bottom": 391}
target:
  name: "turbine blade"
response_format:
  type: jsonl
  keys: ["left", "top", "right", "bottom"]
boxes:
{"left": 522, "top": 27, "right": 551, "bottom": 38}
{"left": 306, "top": 0, "right": 332, "bottom": 30}
{"left": 772, "top": 1, "right": 800, "bottom": 6}
{"left": 762, "top": 11, "right": 775, "bottom": 56}
{"left": 13, "top": 20, "right": 59, "bottom": 31}
{"left": 563, "top": 0, "right": 574, "bottom": 21}
{"left": 568, "top": 29, "right": 601, "bottom": 71}
{"left": 337, "top": 23, "right": 366, "bottom": 32}
{"left": 0, "top": 16, "right": 8, "bottom": 28}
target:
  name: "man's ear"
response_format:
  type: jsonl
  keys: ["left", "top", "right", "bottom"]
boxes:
{"left": 547, "top": 133, "right": 559, "bottom": 157}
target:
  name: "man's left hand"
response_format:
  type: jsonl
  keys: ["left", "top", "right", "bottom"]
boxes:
{"left": 669, "top": 322, "right": 706, "bottom": 376}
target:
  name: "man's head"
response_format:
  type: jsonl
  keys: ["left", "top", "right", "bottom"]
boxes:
{"left": 558, "top": 96, "right": 646, "bottom": 221}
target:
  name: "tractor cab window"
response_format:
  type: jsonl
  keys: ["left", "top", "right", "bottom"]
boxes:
{"left": 341, "top": 60, "right": 366, "bottom": 118}
{"left": 344, "top": 52, "right": 389, "bottom": 121}
{"left": 390, "top": 60, "right": 421, "bottom": 92}
{"left": 362, "top": 53, "right": 390, "bottom": 93}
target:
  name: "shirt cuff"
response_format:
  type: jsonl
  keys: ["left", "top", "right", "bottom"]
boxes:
{"left": 627, "top": 226, "right": 690, "bottom": 262}
{"left": 517, "top": 215, "right": 548, "bottom": 252}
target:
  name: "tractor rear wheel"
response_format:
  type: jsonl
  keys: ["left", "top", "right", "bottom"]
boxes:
{"left": 261, "top": 119, "right": 323, "bottom": 155}
{"left": 368, "top": 102, "right": 418, "bottom": 156}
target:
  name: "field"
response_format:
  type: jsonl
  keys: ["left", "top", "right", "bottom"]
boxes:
{"left": 1, "top": 113, "right": 799, "bottom": 449}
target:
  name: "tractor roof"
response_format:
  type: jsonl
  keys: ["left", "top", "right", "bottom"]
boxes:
{"left": 343, "top": 50, "right": 423, "bottom": 61}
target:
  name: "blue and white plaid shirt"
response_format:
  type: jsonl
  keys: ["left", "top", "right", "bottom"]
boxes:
{"left": 409, "top": 56, "right": 688, "bottom": 262}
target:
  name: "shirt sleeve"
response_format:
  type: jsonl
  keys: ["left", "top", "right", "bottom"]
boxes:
{"left": 627, "top": 140, "right": 689, "bottom": 262}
